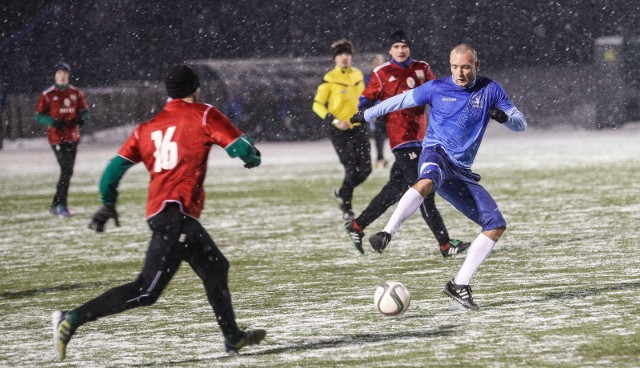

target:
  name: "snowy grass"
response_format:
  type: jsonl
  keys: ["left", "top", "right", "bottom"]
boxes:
{"left": 1, "top": 124, "right": 639, "bottom": 367}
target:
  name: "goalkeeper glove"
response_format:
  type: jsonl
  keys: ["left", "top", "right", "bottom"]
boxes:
{"left": 89, "top": 205, "right": 120, "bottom": 232}
{"left": 489, "top": 108, "right": 508, "bottom": 124}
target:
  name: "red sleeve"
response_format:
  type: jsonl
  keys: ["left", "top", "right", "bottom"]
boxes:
{"left": 77, "top": 89, "right": 89, "bottom": 111}
{"left": 362, "top": 71, "right": 383, "bottom": 101}
{"left": 117, "top": 127, "right": 142, "bottom": 163}
{"left": 202, "top": 106, "right": 243, "bottom": 148}
{"left": 427, "top": 66, "right": 437, "bottom": 81}
{"left": 35, "top": 93, "right": 48, "bottom": 113}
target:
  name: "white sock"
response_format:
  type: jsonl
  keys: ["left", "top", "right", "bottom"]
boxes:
{"left": 383, "top": 187, "right": 424, "bottom": 237}
{"left": 454, "top": 233, "right": 496, "bottom": 285}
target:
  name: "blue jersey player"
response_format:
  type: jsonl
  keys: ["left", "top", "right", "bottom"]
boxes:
{"left": 351, "top": 44, "right": 526, "bottom": 309}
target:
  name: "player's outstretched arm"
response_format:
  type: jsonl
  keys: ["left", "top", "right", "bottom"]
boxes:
{"left": 225, "top": 135, "right": 261, "bottom": 168}
{"left": 89, "top": 156, "right": 134, "bottom": 232}
{"left": 352, "top": 89, "right": 420, "bottom": 125}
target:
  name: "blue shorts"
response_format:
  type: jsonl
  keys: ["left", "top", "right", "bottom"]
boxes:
{"left": 417, "top": 146, "right": 506, "bottom": 231}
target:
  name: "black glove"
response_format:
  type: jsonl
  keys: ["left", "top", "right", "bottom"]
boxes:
{"left": 52, "top": 119, "right": 64, "bottom": 129}
{"left": 489, "top": 108, "right": 508, "bottom": 124}
{"left": 76, "top": 118, "right": 84, "bottom": 127}
{"left": 350, "top": 110, "right": 367, "bottom": 125}
{"left": 242, "top": 148, "right": 261, "bottom": 169}
{"left": 88, "top": 205, "right": 120, "bottom": 232}
{"left": 323, "top": 113, "right": 338, "bottom": 126}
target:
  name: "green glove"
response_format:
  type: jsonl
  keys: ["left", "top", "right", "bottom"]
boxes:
{"left": 226, "top": 136, "right": 261, "bottom": 168}
{"left": 78, "top": 110, "right": 91, "bottom": 127}
{"left": 35, "top": 113, "right": 56, "bottom": 127}
{"left": 242, "top": 148, "right": 261, "bottom": 169}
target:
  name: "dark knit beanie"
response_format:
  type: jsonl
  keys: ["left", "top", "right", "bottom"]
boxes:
{"left": 165, "top": 65, "right": 200, "bottom": 99}
{"left": 331, "top": 39, "right": 354, "bottom": 58}
{"left": 54, "top": 62, "right": 71, "bottom": 73}
{"left": 389, "top": 30, "right": 411, "bottom": 47}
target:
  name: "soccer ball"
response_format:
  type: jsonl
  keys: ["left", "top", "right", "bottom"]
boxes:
{"left": 373, "top": 281, "right": 411, "bottom": 316}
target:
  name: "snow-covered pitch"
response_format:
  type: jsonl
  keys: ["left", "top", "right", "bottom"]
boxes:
{"left": 1, "top": 124, "right": 639, "bottom": 367}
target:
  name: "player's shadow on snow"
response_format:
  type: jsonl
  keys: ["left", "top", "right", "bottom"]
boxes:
{"left": 541, "top": 281, "right": 640, "bottom": 300}
{"left": 243, "top": 324, "right": 459, "bottom": 357}
{"left": 126, "top": 324, "right": 460, "bottom": 366}
{"left": 0, "top": 279, "right": 130, "bottom": 300}
{"left": 493, "top": 236, "right": 592, "bottom": 252}
{"left": 484, "top": 281, "right": 640, "bottom": 308}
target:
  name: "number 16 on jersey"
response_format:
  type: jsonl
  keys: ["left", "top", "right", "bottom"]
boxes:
{"left": 151, "top": 126, "right": 178, "bottom": 172}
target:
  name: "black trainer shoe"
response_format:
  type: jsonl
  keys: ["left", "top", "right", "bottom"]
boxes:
{"left": 225, "top": 329, "right": 267, "bottom": 356}
{"left": 344, "top": 221, "right": 365, "bottom": 254}
{"left": 443, "top": 279, "right": 479, "bottom": 310}
{"left": 369, "top": 231, "right": 391, "bottom": 254}
{"left": 440, "top": 239, "right": 471, "bottom": 258}
{"left": 51, "top": 311, "right": 75, "bottom": 360}
{"left": 333, "top": 189, "right": 354, "bottom": 221}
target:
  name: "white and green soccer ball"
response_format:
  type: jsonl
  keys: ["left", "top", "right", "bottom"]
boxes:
{"left": 374, "top": 281, "right": 411, "bottom": 316}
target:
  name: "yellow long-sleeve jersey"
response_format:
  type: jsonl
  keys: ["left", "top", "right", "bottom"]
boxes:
{"left": 312, "top": 66, "right": 365, "bottom": 122}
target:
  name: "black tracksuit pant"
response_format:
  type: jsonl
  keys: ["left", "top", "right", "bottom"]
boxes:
{"left": 51, "top": 142, "right": 78, "bottom": 207}
{"left": 355, "top": 146, "right": 450, "bottom": 246}
{"left": 372, "top": 119, "right": 387, "bottom": 161}
{"left": 74, "top": 204, "right": 239, "bottom": 337}
{"left": 329, "top": 126, "right": 372, "bottom": 208}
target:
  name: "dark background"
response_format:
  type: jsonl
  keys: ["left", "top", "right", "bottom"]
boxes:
{"left": 2, "top": 0, "right": 639, "bottom": 92}
{"left": 1, "top": 0, "right": 639, "bottom": 144}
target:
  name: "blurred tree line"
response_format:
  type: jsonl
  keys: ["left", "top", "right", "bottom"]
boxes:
{"left": 1, "top": 0, "right": 640, "bottom": 92}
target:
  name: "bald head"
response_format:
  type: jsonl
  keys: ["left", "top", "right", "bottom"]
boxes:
{"left": 450, "top": 44, "right": 478, "bottom": 62}
{"left": 449, "top": 44, "right": 480, "bottom": 87}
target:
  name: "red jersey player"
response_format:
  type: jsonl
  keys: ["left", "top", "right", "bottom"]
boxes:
{"left": 345, "top": 31, "right": 469, "bottom": 257}
{"left": 35, "top": 62, "right": 91, "bottom": 217}
{"left": 51, "top": 65, "right": 265, "bottom": 360}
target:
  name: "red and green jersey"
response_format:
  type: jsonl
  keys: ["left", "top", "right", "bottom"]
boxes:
{"left": 362, "top": 60, "right": 436, "bottom": 150}
{"left": 35, "top": 85, "right": 89, "bottom": 144}
{"left": 118, "top": 99, "right": 243, "bottom": 219}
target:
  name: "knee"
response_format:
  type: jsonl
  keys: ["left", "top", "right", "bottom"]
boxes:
{"left": 199, "top": 255, "right": 230, "bottom": 287}
{"left": 129, "top": 279, "right": 162, "bottom": 307}
{"left": 61, "top": 165, "right": 74, "bottom": 177}
{"left": 360, "top": 165, "right": 372, "bottom": 181}
{"left": 483, "top": 226, "right": 506, "bottom": 242}
{"left": 137, "top": 293, "right": 160, "bottom": 307}
{"left": 348, "top": 166, "right": 370, "bottom": 184}
{"left": 203, "top": 249, "right": 230, "bottom": 274}
{"left": 216, "top": 255, "right": 230, "bottom": 274}
{"left": 413, "top": 179, "right": 434, "bottom": 197}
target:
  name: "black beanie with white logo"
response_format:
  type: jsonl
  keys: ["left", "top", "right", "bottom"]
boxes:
{"left": 389, "top": 30, "right": 411, "bottom": 47}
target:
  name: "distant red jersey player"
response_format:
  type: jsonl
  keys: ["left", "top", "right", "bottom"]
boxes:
{"left": 52, "top": 65, "right": 266, "bottom": 361}
{"left": 34, "top": 61, "right": 91, "bottom": 217}
{"left": 345, "top": 30, "right": 468, "bottom": 257}
{"left": 360, "top": 44, "right": 436, "bottom": 150}
{"left": 35, "top": 78, "right": 89, "bottom": 145}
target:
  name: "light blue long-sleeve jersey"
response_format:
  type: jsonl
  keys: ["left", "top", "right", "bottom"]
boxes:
{"left": 364, "top": 76, "right": 526, "bottom": 169}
